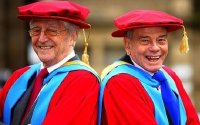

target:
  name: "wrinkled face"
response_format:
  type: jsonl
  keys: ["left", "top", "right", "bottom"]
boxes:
{"left": 124, "top": 27, "right": 168, "bottom": 73}
{"left": 29, "top": 19, "right": 77, "bottom": 67}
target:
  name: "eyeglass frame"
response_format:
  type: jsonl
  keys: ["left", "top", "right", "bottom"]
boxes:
{"left": 28, "top": 27, "right": 67, "bottom": 37}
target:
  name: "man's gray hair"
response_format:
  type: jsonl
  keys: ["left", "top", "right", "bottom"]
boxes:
{"left": 126, "top": 30, "right": 134, "bottom": 40}
{"left": 63, "top": 21, "right": 80, "bottom": 36}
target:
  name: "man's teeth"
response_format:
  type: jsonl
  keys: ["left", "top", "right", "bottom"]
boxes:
{"left": 146, "top": 56, "right": 160, "bottom": 62}
{"left": 147, "top": 56, "right": 159, "bottom": 59}
{"left": 40, "top": 46, "right": 51, "bottom": 49}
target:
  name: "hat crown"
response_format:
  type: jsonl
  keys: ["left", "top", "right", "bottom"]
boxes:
{"left": 112, "top": 10, "right": 183, "bottom": 37}
{"left": 115, "top": 10, "right": 183, "bottom": 29}
{"left": 18, "top": 1, "right": 91, "bottom": 28}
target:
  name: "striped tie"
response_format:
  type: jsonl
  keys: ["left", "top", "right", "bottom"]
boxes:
{"left": 21, "top": 68, "right": 48, "bottom": 124}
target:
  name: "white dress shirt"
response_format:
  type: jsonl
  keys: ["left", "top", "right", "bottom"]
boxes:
{"left": 41, "top": 50, "right": 76, "bottom": 73}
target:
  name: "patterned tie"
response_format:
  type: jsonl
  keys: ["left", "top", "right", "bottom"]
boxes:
{"left": 152, "top": 70, "right": 180, "bottom": 125}
{"left": 21, "top": 68, "right": 48, "bottom": 124}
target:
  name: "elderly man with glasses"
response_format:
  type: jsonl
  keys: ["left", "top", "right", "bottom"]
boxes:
{"left": 0, "top": 1, "right": 99, "bottom": 125}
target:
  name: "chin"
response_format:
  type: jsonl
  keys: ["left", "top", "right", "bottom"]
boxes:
{"left": 153, "top": 67, "right": 162, "bottom": 72}
{"left": 146, "top": 65, "right": 161, "bottom": 73}
{"left": 39, "top": 57, "right": 51, "bottom": 63}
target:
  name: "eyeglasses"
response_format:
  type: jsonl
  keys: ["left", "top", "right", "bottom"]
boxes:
{"left": 28, "top": 28, "right": 67, "bottom": 37}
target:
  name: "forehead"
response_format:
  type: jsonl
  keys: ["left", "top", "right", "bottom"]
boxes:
{"left": 30, "top": 19, "right": 65, "bottom": 28}
{"left": 133, "top": 27, "right": 167, "bottom": 35}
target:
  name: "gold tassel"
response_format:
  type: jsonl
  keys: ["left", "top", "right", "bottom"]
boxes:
{"left": 179, "top": 26, "right": 189, "bottom": 54}
{"left": 82, "top": 28, "right": 90, "bottom": 65}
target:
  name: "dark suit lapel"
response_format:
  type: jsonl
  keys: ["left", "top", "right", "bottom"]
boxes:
{"left": 11, "top": 73, "right": 36, "bottom": 125}
{"left": 119, "top": 54, "right": 134, "bottom": 65}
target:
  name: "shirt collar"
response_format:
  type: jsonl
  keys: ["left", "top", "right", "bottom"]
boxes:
{"left": 41, "top": 50, "right": 75, "bottom": 73}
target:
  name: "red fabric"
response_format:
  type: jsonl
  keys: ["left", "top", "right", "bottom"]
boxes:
{"left": 102, "top": 74, "right": 157, "bottom": 125}
{"left": 42, "top": 70, "right": 99, "bottom": 125}
{"left": 0, "top": 66, "right": 30, "bottom": 119}
{"left": 17, "top": 1, "right": 91, "bottom": 28}
{"left": 163, "top": 66, "right": 200, "bottom": 125}
{"left": 21, "top": 68, "right": 48, "bottom": 124}
{"left": 102, "top": 70, "right": 199, "bottom": 125}
{"left": 0, "top": 68, "right": 99, "bottom": 125}
{"left": 112, "top": 10, "right": 183, "bottom": 37}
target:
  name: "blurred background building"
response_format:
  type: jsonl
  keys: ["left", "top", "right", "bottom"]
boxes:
{"left": 0, "top": 0, "right": 200, "bottom": 115}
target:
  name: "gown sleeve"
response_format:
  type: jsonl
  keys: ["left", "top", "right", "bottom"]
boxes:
{"left": 42, "top": 70, "right": 100, "bottom": 125}
{"left": 102, "top": 73, "right": 158, "bottom": 125}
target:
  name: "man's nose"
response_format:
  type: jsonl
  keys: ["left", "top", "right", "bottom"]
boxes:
{"left": 38, "top": 31, "right": 48, "bottom": 42}
{"left": 149, "top": 41, "right": 160, "bottom": 51}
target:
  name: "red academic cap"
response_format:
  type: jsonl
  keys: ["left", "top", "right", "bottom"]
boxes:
{"left": 112, "top": 10, "right": 183, "bottom": 37}
{"left": 17, "top": 1, "right": 91, "bottom": 28}
{"left": 112, "top": 10, "right": 189, "bottom": 54}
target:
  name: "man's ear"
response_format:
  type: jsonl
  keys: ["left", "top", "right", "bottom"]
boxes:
{"left": 123, "top": 37, "right": 131, "bottom": 55}
{"left": 69, "top": 30, "right": 79, "bottom": 47}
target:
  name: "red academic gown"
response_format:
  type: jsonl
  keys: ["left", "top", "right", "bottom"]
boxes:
{"left": 0, "top": 66, "right": 99, "bottom": 125}
{"left": 101, "top": 67, "right": 200, "bottom": 125}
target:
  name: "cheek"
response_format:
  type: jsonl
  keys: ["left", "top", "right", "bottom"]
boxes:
{"left": 162, "top": 45, "right": 168, "bottom": 55}
{"left": 131, "top": 46, "right": 149, "bottom": 64}
{"left": 55, "top": 40, "right": 70, "bottom": 54}
{"left": 31, "top": 38, "right": 37, "bottom": 49}
{"left": 130, "top": 46, "right": 145, "bottom": 56}
{"left": 31, "top": 37, "right": 38, "bottom": 46}
{"left": 165, "top": 46, "right": 168, "bottom": 52}
{"left": 130, "top": 47, "right": 143, "bottom": 61}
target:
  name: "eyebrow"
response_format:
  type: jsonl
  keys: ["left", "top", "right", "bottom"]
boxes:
{"left": 138, "top": 34, "right": 167, "bottom": 39}
{"left": 30, "top": 25, "right": 40, "bottom": 29}
{"left": 158, "top": 34, "right": 168, "bottom": 38}
{"left": 137, "top": 35, "right": 150, "bottom": 39}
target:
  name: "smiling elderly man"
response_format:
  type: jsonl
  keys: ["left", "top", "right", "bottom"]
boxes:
{"left": 99, "top": 10, "right": 200, "bottom": 125}
{"left": 0, "top": 1, "right": 99, "bottom": 125}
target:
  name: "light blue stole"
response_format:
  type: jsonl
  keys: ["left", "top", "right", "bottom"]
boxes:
{"left": 98, "top": 61, "right": 186, "bottom": 125}
{"left": 3, "top": 60, "right": 99, "bottom": 125}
